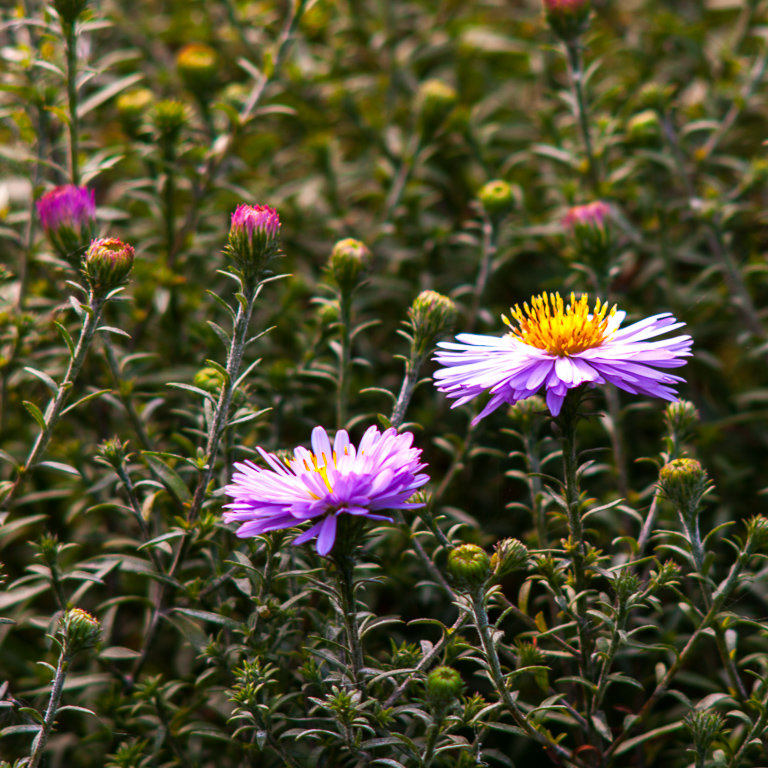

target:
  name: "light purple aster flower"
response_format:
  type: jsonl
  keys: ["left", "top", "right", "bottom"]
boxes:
{"left": 433, "top": 292, "right": 693, "bottom": 423}
{"left": 223, "top": 425, "right": 428, "bottom": 556}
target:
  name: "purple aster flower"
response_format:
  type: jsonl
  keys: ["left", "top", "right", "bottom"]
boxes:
{"left": 36, "top": 185, "right": 96, "bottom": 266}
{"left": 223, "top": 425, "right": 428, "bottom": 556}
{"left": 433, "top": 292, "right": 693, "bottom": 422}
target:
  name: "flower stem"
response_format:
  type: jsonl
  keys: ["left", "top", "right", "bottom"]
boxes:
{"left": 467, "top": 213, "right": 497, "bottom": 331}
{"left": 336, "top": 291, "right": 352, "bottom": 429}
{"left": 1, "top": 290, "right": 105, "bottom": 518}
{"left": 63, "top": 19, "right": 80, "bottom": 186}
{"left": 27, "top": 649, "right": 71, "bottom": 768}
{"left": 333, "top": 546, "right": 365, "bottom": 690}
{"left": 565, "top": 41, "right": 599, "bottom": 195}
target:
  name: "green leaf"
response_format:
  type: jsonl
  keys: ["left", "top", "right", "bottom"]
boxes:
{"left": 22, "top": 400, "right": 46, "bottom": 429}
{"left": 23, "top": 367, "right": 58, "bottom": 394}
{"left": 36, "top": 461, "right": 81, "bottom": 477}
{"left": 77, "top": 72, "right": 144, "bottom": 118}
{"left": 61, "top": 389, "right": 111, "bottom": 416}
{"left": 171, "top": 607, "right": 238, "bottom": 629}
{"left": 142, "top": 454, "right": 191, "bottom": 504}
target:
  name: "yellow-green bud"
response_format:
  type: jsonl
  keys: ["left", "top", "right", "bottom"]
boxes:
{"left": 193, "top": 366, "right": 226, "bottom": 394}
{"left": 478, "top": 179, "right": 514, "bottom": 219}
{"left": 83, "top": 237, "right": 135, "bottom": 292}
{"left": 417, "top": 79, "right": 458, "bottom": 138}
{"left": 636, "top": 82, "right": 674, "bottom": 112}
{"left": 328, "top": 238, "right": 372, "bottom": 293}
{"left": 664, "top": 400, "right": 699, "bottom": 440}
{"left": 59, "top": 608, "right": 101, "bottom": 655}
{"left": 176, "top": 43, "right": 219, "bottom": 97}
{"left": 491, "top": 538, "right": 529, "bottom": 578}
{"left": 745, "top": 515, "right": 768, "bottom": 553}
{"left": 658, "top": 458, "right": 710, "bottom": 517}
{"left": 116, "top": 88, "right": 154, "bottom": 136}
{"left": 650, "top": 559, "right": 681, "bottom": 591}
{"left": 626, "top": 109, "right": 660, "bottom": 143}
{"left": 408, "top": 290, "right": 457, "bottom": 355}
{"left": 508, "top": 395, "right": 546, "bottom": 430}
{"left": 446, "top": 543, "right": 491, "bottom": 589}
{"left": 684, "top": 709, "right": 724, "bottom": 756}
{"left": 425, "top": 666, "right": 463, "bottom": 709}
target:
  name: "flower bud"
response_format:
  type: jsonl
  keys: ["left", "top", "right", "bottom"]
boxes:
{"left": 562, "top": 201, "right": 612, "bottom": 269}
{"left": 152, "top": 100, "right": 189, "bottom": 147}
{"left": 684, "top": 709, "right": 724, "bottom": 757}
{"left": 543, "top": 0, "right": 591, "bottom": 42}
{"left": 226, "top": 204, "right": 281, "bottom": 282}
{"left": 626, "top": 109, "right": 660, "bottom": 144}
{"left": 408, "top": 290, "right": 457, "bottom": 356}
{"left": 54, "top": 0, "right": 88, "bottom": 23}
{"left": 745, "top": 515, "right": 768, "bottom": 553}
{"left": 425, "top": 666, "right": 464, "bottom": 709}
{"left": 417, "top": 79, "right": 458, "bottom": 138}
{"left": 658, "top": 458, "right": 711, "bottom": 518}
{"left": 446, "top": 543, "right": 491, "bottom": 589}
{"left": 36, "top": 185, "right": 96, "bottom": 267}
{"left": 193, "top": 366, "right": 226, "bottom": 394}
{"left": 478, "top": 180, "right": 514, "bottom": 219}
{"left": 176, "top": 43, "right": 219, "bottom": 97}
{"left": 116, "top": 87, "right": 154, "bottom": 136}
{"left": 664, "top": 400, "right": 699, "bottom": 443}
{"left": 327, "top": 238, "right": 372, "bottom": 293}
{"left": 97, "top": 437, "right": 130, "bottom": 470}
{"left": 83, "top": 237, "right": 135, "bottom": 292}
{"left": 650, "top": 559, "right": 681, "bottom": 591}
{"left": 491, "top": 538, "right": 529, "bottom": 578}
{"left": 58, "top": 608, "right": 101, "bottom": 656}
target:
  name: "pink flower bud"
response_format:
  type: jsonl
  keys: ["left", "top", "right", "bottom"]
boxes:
{"left": 562, "top": 201, "right": 610, "bottom": 231}
{"left": 543, "top": 0, "right": 591, "bottom": 41}
{"left": 36, "top": 185, "right": 96, "bottom": 267}
{"left": 227, "top": 204, "right": 281, "bottom": 282}
{"left": 83, "top": 237, "right": 135, "bottom": 292}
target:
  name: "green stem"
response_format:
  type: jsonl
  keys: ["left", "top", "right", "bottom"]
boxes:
{"left": 336, "top": 291, "right": 352, "bottom": 430}
{"left": 63, "top": 20, "right": 80, "bottom": 185}
{"left": 391, "top": 351, "right": 426, "bottom": 429}
{"left": 565, "top": 41, "right": 599, "bottom": 194}
{"left": 421, "top": 719, "right": 442, "bottom": 768}
{"left": 467, "top": 214, "right": 497, "bottom": 330}
{"left": 28, "top": 650, "right": 71, "bottom": 768}
{"left": 334, "top": 547, "right": 365, "bottom": 689}
{"left": 469, "top": 589, "right": 587, "bottom": 768}
{"left": 2, "top": 290, "right": 105, "bottom": 517}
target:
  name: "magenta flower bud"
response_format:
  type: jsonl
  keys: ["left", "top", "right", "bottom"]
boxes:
{"left": 562, "top": 201, "right": 610, "bottom": 230}
{"left": 543, "top": 0, "right": 591, "bottom": 41}
{"left": 226, "top": 204, "right": 281, "bottom": 282}
{"left": 83, "top": 237, "right": 135, "bottom": 292}
{"left": 36, "top": 185, "right": 96, "bottom": 268}
{"left": 562, "top": 201, "right": 612, "bottom": 268}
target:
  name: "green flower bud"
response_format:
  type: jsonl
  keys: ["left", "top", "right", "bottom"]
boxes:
{"left": 658, "top": 458, "right": 711, "bottom": 518}
{"left": 408, "top": 290, "right": 457, "bottom": 356}
{"left": 193, "top": 366, "right": 226, "bottom": 394}
{"left": 515, "top": 640, "right": 545, "bottom": 668}
{"left": 417, "top": 79, "right": 458, "bottom": 138}
{"left": 636, "top": 82, "right": 674, "bottom": 112}
{"left": 626, "top": 109, "right": 660, "bottom": 143}
{"left": 59, "top": 607, "right": 101, "bottom": 656}
{"left": 650, "top": 559, "right": 681, "bottom": 591}
{"left": 508, "top": 395, "right": 546, "bottom": 428}
{"left": 176, "top": 43, "right": 219, "bottom": 97}
{"left": 684, "top": 709, "right": 724, "bottom": 757}
{"left": 543, "top": 0, "right": 591, "bottom": 42}
{"left": 54, "top": 0, "right": 88, "bottom": 23}
{"left": 446, "top": 543, "right": 491, "bottom": 589}
{"left": 664, "top": 400, "right": 699, "bottom": 443}
{"left": 745, "top": 515, "right": 768, "bottom": 553}
{"left": 611, "top": 568, "right": 640, "bottom": 604}
{"left": 152, "top": 100, "right": 189, "bottom": 146}
{"left": 97, "top": 436, "right": 130, "bottom": 470}
{"left": 478, "top": 179, "right": 514, "bottom": 219}
{"left": 328, "top": 238, "right": 372, "bottom": 293}
{"left": 491, "top": 538, "right": 529, "bottom": 578}
{"left": 83, "top": 237, "right": 135, "bottom": 292}
{"left": 425, "top": 666, "right": 464, "bottom": 709}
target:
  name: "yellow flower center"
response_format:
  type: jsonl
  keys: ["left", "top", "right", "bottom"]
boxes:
{"left": 503, "top": 292, "right": 615, "bottom": 356}
{"left": 292, "top": 445, "right": 353, "bottom": 496}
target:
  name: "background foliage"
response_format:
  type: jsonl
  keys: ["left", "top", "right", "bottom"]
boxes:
{"left": 2, "top": 0, "right": 768, "bottom": 766}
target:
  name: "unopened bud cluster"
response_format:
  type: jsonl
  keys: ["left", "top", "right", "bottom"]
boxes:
{"left": 227, "top": 204, "right": 281, "bottom": 283}
{"left": 447, "top": 543, "right": 490, "bottom": 589}
{"left": 97, "top": 436, "right": 130, "bottom": 470}
{"left": 408, "top": 290, "right": 457, "bottom": 356}
{"left": 83, "top": 237, "right": 135, "bottom": 292}
{"left": 328, "top": 238, "right": 372, "bottom": 293}
{"left": 59, "top": 608, "right": 101, "bottom": 656}
{"left": 684, "top": 709, "right": 724, "bottom": 756}
{"left": 37, "top": 185, "right": 96, "bottom": 267}
{"left": 664, "top": 400, "right": 699, "bottom": 445}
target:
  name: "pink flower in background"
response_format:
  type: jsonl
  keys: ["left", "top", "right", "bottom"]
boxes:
{"left": 562, "top": 201, "right": 610, "bottom": 230}
{"left": 36, "top": 186, "right": 96, "bottom": 265}
{"left": 224, "top": 425, "right": 428, "bottom": 556}
{"left": 434, "top": 292, "right": 692, "bottom": 421}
